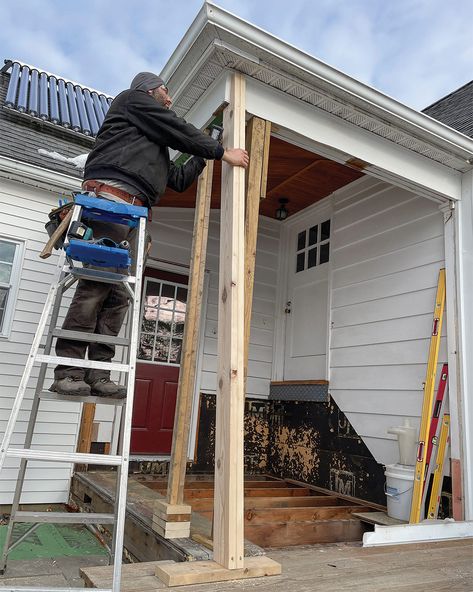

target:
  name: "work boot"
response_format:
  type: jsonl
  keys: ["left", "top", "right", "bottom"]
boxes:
{"left": 88, "top": 378, "right": 127, "bottom": 399}
{"left": 49, "top": 376, "right": 91, "bottom": 396}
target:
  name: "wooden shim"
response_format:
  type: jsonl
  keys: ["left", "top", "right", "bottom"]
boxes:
{"left": 214, "top": 71, "right": 246, "bottom": 570}
{"left": 244, "top": 117, "right": 271, "bottom": 381}
{"left": 155, "top": 556, "right": 281, "bottom": 587}
{"left": 166, "top": 159, "right": 214, "bottom": 510}
{"left": 451, "top": 458, "right": 464, "bottom": 520}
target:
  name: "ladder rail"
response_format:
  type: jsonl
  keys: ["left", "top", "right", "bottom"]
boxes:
{"left": 110, "top": 215, "right": 146, "bottom": 590}
{"left": 0, "top": 197, "right": 148, "bottom": 591}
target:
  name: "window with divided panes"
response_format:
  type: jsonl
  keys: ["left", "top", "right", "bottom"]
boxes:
{"left": 138, "top": 279, "right": 188, "bottom": 365}
{"left": 296, "top": 219, "right": 331, "bottom": 273}
{"left": 0, "top": 238, "right": 23, "bottom": 337}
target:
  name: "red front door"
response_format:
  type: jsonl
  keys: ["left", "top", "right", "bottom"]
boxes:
{"left": 131, "top": 269, "right": 189, "bottom": 454}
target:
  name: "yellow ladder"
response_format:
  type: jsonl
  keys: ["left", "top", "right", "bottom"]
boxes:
{"left": 427, "top": 414, "right": 450, "bottom": 519}
{"left": 409, "top": 268, "right": 446, "bottom": 523}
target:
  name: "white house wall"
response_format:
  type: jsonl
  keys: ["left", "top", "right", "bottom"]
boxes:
{"left": 329, "top": 176, "right": 447, "bottom": 466}
{"left": 150, "top": 208, "right": 280, "bottom": 398}
{"left": 0, "top": 178, "right": 82, "bottom": 504}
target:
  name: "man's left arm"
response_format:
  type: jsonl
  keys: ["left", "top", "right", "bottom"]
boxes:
{"left": 167, "top": 157, "right": 206, "bottom": 193}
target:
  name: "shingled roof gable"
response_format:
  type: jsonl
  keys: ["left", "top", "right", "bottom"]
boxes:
{"left": 423, "top": 80, "right": 473, "bottom": 139}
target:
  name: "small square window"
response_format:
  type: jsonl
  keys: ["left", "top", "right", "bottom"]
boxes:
{"left": 320, "top": 242, "right": 330, "bottom": 264}
{"left": 0, "top": 238, "right": 23, "bottom": 338}
{"left": 321, "top": 220, "right": 331, "bottom": 241}
{"left": 308, "top": 225, "right": 318, "bottom": 246}
{"left": 296, "top": 252, "right": 305, "bottom": 273}
{"left": 297, "top": 231, "right": 306, "bottom": 251}
{"left": 308, "top": 247, "right": 317, "bottom": 268}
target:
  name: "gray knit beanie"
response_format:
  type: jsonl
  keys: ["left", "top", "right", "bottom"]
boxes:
{"left": 130, "top": 72, "right": 165, "bottom": 92}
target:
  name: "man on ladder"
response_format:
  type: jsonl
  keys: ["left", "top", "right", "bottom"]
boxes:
{"left": 0, "top": 71, "right": 248, "bottom": 592}
{"left": 51, "top": 71, "right": 249, "bottom": 398}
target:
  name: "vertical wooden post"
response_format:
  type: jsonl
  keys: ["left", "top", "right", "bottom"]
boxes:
{"left": 167, "top": 161, "right": 214, "bottom": 506}
{"left": 244, "top": 117, "right": 271, "bottom": 377}
{"left": 214, "top": 72, "right": 246, "bottom": 569}
{"left": 75, "top": 402, "right": 96, "bottom": 471}
{"left": 154, "top": 161, "right": 214, "bottom": 537}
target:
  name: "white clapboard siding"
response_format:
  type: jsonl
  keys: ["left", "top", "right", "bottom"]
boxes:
{"left": 151, "top": 209, "right": 279, "bottom": 398}
{"left": 329, "top": 176, "right": 446, "bottom": 466}
{"left": 0, "top": 179, "right": 85, "bottom": 504}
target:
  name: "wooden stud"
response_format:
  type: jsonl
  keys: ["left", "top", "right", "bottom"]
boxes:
{"left": 164, "top": 159, "right": 214, "bottom": 515}
{"left": 75, "top": 402, "right": 95, "bottom": 471}
{"left": 244, "top": 117, "right": 271, "bottom": 383}
{"left": 451, "top": 458, "right": 464, "bottom": 520}
{"left": 214, "top": 72, "right": 246, "bottom": 570}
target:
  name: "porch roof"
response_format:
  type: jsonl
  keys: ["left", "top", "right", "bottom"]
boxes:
{"left": 161, "top": 2, "right": 473, "bottom": 175}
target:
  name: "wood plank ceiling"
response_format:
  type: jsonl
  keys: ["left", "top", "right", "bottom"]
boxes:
{"left": 158, "top": 136, "right": 364, "bottom": 218}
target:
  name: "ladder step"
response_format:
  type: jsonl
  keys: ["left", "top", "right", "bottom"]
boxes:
{"left": 52, "top": 328, "right": 130, "bottom": 346}
{"left": 13, "top": 511, "right": 116, "bottom": 524}
{"left": 35, "top": 355, "right": 129, "bottom": 373}
{"left": 40, "top": 391, "right": 126, "bottom": 406}
{"left": 67, "top": 266, "right": 136, "bottom": 284}
{"left": 6, "top": 448, "right": 123, "bottom": 465}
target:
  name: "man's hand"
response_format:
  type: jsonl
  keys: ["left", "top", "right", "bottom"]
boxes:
{"left": 222, "top": 148, "right": 249, "bottom": 168}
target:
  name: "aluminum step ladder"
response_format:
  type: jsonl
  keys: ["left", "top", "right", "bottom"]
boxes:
{"left": 0, "top": 194, "right": 148, "bottom": 592}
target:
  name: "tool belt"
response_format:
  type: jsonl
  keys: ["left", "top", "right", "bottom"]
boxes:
{"left": 82, "top": 180, "right": 147, "bottom": 208}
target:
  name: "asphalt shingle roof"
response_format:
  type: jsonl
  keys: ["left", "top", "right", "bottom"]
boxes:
{"left": 422, "top": 80, "right": 473, "bottom": 139}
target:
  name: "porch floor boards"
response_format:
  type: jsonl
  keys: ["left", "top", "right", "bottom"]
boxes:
{"left": 81, "top": 539, "right": 473, "bottom": 591}
{"left": 71, "top": 472, "right": 376, "bottom": 554}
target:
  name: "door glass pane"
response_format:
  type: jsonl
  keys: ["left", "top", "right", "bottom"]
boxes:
{"left": 0, "top": 241, "right": 16, "bottom": 264}
{"left": 141, "top": 309, "right": 156, "bottom": 333}
{"left": 320, "top": 242, "right": 330, "bottom": 264}
{"left": 308, "top": 225, "right": 318, "bottom": 246}
{"left": 296, "top": 252, "right": 305, "bottom": 273}
{"left": 321, "top": 220, "right": 331, "bottom": 241}
{"left": 138, "top": 333, "right": 153, "bottom": 360}
{"left": 297, "top": 231, "right": 306, "bottom": 251}
{"left": 308, "top": 247, "right": 317, "bottom": 268}
{"left": 160, "top": 283, "right": 175, "bottom": 309}
{"left": 170, "top": 339, "right": 183, "bottom": 364}
{"left": 154, "top": 337, "right": 169, "bottom": 362}
{"left": 157, "top": 319, "right": 172, "bottom": 336}
{"left": 176, "top": 287, "right": 188, "bottom": 307}
{"left": 173, "top": 311, "right": 185, "bottom": 338}
{"left": 144, "top": 280, "right": 161, "bottom": 308}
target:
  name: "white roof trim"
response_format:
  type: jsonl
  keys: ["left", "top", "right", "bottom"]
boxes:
{"left": 161, "top": 2, "right": 473, "bottom": 163}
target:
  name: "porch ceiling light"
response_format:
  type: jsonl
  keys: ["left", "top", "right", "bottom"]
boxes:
{"left": 276, "top": 198, "right": 289, "bottom": 221}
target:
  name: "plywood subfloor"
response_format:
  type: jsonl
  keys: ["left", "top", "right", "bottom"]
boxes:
{"left": 81, "top": 538, "right": 473, "bottom": 591}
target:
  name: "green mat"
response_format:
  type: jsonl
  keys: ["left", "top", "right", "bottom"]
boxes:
{"left": 0, "top": 523, "right": 108, "bottom": 560}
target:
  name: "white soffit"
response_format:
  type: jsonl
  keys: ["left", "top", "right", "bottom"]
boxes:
{"left": 161, "top": 2, "right": 473, "bottom": 175}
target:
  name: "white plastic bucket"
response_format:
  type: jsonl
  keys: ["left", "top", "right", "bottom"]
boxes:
{"left": 384, "top": 463, "right": 415, "bottom": 521}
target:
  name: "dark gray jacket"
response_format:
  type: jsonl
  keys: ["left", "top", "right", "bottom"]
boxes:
{"left": 84, "top": 89, "right": 224, "bottom": 206}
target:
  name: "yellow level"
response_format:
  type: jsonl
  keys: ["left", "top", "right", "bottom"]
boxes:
{"left": 409, "top": 268, "right": 446, "bottom": 523}
{"left": 427, "top": 414, "right": 450, "bottom": 519}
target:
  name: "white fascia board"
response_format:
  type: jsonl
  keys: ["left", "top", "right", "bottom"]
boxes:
{"left": 363, "top": 520, "right": 473, "bottom": 547}
{"left": 246, "top": 77, "right": 461, "bottom": 201}
{"left": 0, "top": 155, "right": 81, "bottom": 194}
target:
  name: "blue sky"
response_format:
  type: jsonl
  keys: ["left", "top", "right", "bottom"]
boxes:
{"left": 1, "top": 0, "right": 472, "bottom": 110}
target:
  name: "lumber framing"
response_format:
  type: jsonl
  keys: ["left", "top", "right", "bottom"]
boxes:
{"left": 244, "top": 116, "right": 271, "bottom": 379}
{"left": 213, "top": 71, "right": 246, "bottom": 570}
{"left": 75, "top": 402, "right": 95, "bottom": 471}
{"left": 155, "top": 159, "right": 214, "bottom": 533}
